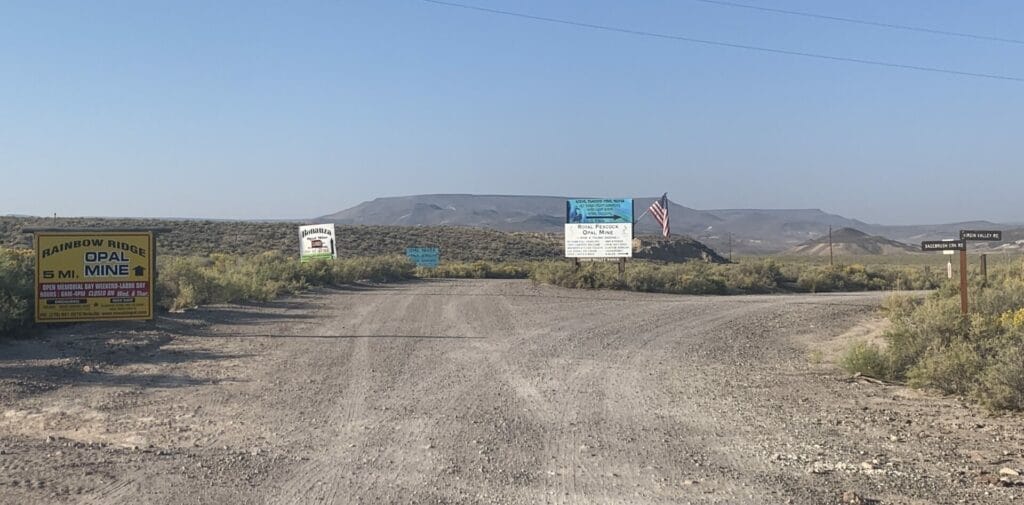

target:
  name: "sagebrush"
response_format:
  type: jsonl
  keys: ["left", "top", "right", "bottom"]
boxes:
{"left": 841, "top": 266, "right": 1024, "bottom": 411}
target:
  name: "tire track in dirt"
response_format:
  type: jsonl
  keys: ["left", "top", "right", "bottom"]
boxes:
{"left": 7, "top": 281, "right": 1024, "bottom": 504}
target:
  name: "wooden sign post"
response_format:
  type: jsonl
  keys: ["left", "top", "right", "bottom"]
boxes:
{"left": 922, "top": 240, "right": 968, "bottom": 315}
{"left": 931, "top": 230, "right": 1005, "bottom": 317}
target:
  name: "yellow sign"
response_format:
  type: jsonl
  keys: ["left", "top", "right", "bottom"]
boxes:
{"left": 35, "top": 231, "right": 154, "bottom": 322}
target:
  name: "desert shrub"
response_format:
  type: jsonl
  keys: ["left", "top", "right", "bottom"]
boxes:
{"left": 156, "top": 254, "right": 415, "bottom": 311}
{"left": 626, "top": 262, "right": 687, "bottom": 292}
{"left": 840, "top": 265, "right": 1024, "bottom": 410}
{"left": 973, "top": 345, "right": 1024, "bottom": 411}
{"left": 529, "top": 261, "right": 624, "bottom": 290}
{"left": 0, "top": 248, "right": 35, "bottom": 335}
{"left": 530, "top": 260, "right": 731, "bottom": 295}
{"left": 328, "top": 256, "right": 415, "bottom": 283}
{"left": 156, "top": 256, "right": 219, "bottom": 310}
{"left": 723, "top": 259, "right": 783, "bottom": 293}
{"left": 906, "top": 342, "right": 983, "bottom": 395}
{"left": 793, "top": 264, "right": 942, "bottom": 293}
{"left": 882, "top": 293, "right": 917, "bottom": 320}
{"left": 673, "top": 263, "right": 728, "bottom": 294}
{"left": 840, "top": 340, "right": 890, "bottom": 378}
{"left": 796, "top": 266, "right": 844, "bottom": 292}
{"left": 426, "top": 261, "right": 533, "bottom": 279}
{"left": 884, "top": 295, "right": 964, "bottom": 379}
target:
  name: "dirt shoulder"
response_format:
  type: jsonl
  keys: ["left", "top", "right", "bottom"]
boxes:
{"left": 1, "top": 280, "right": 1021, "bottom": 504}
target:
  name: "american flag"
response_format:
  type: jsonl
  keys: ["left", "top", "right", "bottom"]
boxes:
{"left": 649, "top": 193, "right": 670, "bottom": 237}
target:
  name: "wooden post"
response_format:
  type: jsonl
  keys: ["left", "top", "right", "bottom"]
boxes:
{"left": 959, "top": 249, "right": 969, "bottom": 316}
{"left": 980, "top": 254, "right": 988, "bottom": 286}
{"left": 828, "top": 226, "right": 834, "bottom": 267}
{"left": 618, "top": 258, "right": 626, "bottom": 282}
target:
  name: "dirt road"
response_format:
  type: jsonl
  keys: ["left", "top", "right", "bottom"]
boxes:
{"left": 1, "top": 280, "right": 1021, "bottom": 504}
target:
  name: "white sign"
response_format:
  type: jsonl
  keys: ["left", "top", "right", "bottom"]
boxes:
{"left": 299, "top": 224, "right": 337, "bottom": 262}
{"left": 564, "top": 223, "right": 633, "bottom": 258}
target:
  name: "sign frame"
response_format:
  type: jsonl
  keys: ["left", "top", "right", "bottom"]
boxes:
{"left": 921, "top": 240, "right": 965, "bottom": 252}
{"left": 566, "top": 199, "right": 634, "bottom": 224}
{"left": 564, "top": 223, "right": 634, "bottom": 259}
{"left": 406, "top": 247, "right": 440, "bottom": 268}
{"left": 33, "top": 230, "right": 156, "bottom": 323}
{"left": 959, "top": 230, "right": 1002, "bottom": 242}
{"left": 299, "top": 223, "right": 338, "bottom": 263}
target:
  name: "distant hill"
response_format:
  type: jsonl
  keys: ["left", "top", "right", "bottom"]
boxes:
{"left": 1, "top": 216, "right": 737, "bottom": 263}
{"left": 691, "top": 208, "right": 872, "bottom": 254}
{"left": 7, "top": 196, "right": 1015, "bottom": 256}
{"left": 320, "top": 195, "right": 1011, "bottom": 253}
{"left": 633, "top": 236, "right": 728, "bottom": 263}
{"left": 786, "top": 228, "right": 918, "bottom": 256}
{"left": 318, "top": 194, "right": 723, "bottom": 235}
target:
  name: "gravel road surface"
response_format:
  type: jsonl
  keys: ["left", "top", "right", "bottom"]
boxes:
{"left": 1, "top": 279, "right": 1021, "bottom": 504}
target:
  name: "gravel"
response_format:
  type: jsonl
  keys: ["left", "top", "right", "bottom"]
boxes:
{"left": 0, "top": 279, "right": 1021, "bottom": 504}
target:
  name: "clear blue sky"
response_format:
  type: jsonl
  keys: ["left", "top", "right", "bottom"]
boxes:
{"left": 1, "top": 1, "right": 1021, "bottom": 224}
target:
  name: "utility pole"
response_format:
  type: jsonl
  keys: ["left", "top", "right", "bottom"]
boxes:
{"left": 727, "top": 232, "right": 732, "bottom": 263}
{"left": 828, "top": 226, "right": 834, "bottom": 267}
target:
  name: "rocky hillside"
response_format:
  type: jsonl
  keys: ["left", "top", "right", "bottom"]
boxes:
{"left": 633, "top": 236, "right": 729, "bottom": 263}
{"left": 786, "top": 228, "right": 918, "bottom": 256}
{"left": 318, "top": 194, "right": 723, "bottom": 236}
{"left": 318, "top": 194, "right": 1009, "bottom": 254}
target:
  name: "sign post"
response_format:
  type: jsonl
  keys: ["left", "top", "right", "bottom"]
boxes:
{"left": 959, "top": 230, "right": 1002, "bottom": 294}
{"left": 921, "top": 240, "right": 968, "bottom": 315}
{"left": 923, "top": 231, "right": 1003, "bottom": 317}
{"left": 959, "top": 249, "right": 969, "bottom": 316}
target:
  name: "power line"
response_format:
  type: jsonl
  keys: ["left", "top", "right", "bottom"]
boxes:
{"left": 692, "top": 0, "right": 1024, "bottom": 46}
{"left": 420, "top": 0, "right": 1024, "bottom": 83}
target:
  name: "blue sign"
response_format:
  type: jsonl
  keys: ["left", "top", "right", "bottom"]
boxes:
{"left": 566, "top": 199, "right": 634, "bottom": 224}
{"left": 406, "top": 247, "right": 440, "bottom": 268}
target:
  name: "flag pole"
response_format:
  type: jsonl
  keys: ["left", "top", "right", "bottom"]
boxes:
{"left": 634, "top": 207, "right": 651, "bottom": 225}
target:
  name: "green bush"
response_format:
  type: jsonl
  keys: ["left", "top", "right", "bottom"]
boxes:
{"left": 974, "top": 345, "right": 1024, "bottom": 411}
{"left": 840, "top": 265, "right": 1024, "bottom": 411}
{"left": 425, "top": 261, "right": 534, "bottom": 279}
{"left": 906, "top": 342, "right": 982, "bottom": 396}
{"left": 0, "top": 248, "right": 34, "bottom": 335}
{"left": 840, "top": 341, "right": 890, "bottom": 378}
{"left": 526, "top": 259, "right": 945, "bottom": 296}
{"left": 156, "top": 254, "right": 415, "bottom": 311}
{"left": 724, "top": 260, "right": 783, "bottom": 293}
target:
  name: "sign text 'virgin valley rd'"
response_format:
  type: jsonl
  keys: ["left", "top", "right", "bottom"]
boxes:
{"left": 959, "top": 230, "right": 1002, "bottom": 241}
